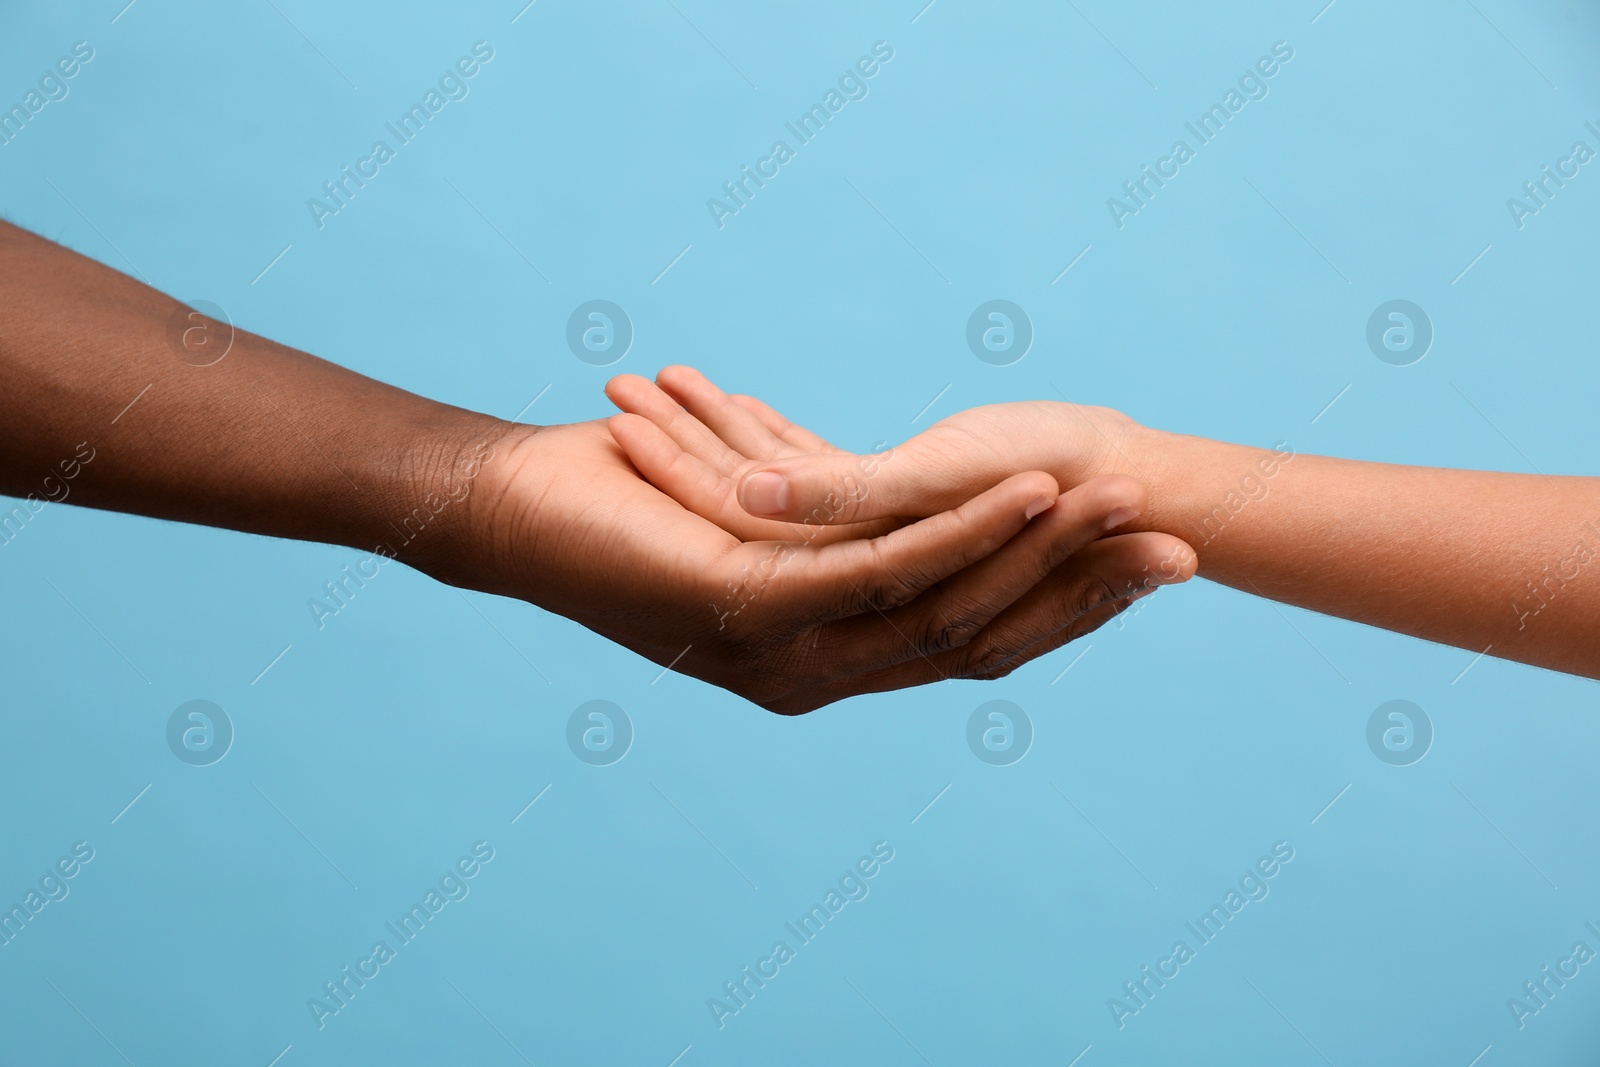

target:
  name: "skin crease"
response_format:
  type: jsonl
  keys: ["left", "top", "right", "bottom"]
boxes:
{"left": 611, "top": 366, "right": 1600, "bottom": 680}
{"left": 0, "top": 222, "right": 1197, "bottom": 713}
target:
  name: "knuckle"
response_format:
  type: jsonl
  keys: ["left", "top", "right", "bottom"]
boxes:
{"left": 971, "top": 656, "right": 1022, "bottom": 682}
{"left": 860, "top": 542, "right": 924, "bottom": 611}
{"left": 1074, "top": 608, "right": 1121, "bottom": 639}
{"left": 959, "top": 640, "right": 1015, "bottom": 680}
{"left": 873, "top": 578, "right": 922, "bottom": 612}
{"left": 932, "top": 615, "right": 984, "bottom": 654}
{"left": 913, "top": 599, "right": 986, "bottom": 655}
{"left": 1073, "top": 576, "right": 1121, "bottom": 619}
{"left": 990, "top": 661, "right": 1023, "bottom": 681}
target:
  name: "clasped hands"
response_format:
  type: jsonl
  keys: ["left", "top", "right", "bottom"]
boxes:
{"left": 10, "top": 222, "right": 1590, "bottom": 694}
{"left": 440, "top": 366, "right": 1196, "bottom": 714}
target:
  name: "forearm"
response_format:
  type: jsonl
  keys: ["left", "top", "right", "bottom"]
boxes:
{"left": 0, "top": 221, "right": 502, "bottom": 567}
{"left": 1123, "top": 426, "right": 1600, "bottom": 676}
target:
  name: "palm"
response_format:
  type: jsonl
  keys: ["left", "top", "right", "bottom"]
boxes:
{"left": 489, "top": 420, "right": 739, "bottom": 651}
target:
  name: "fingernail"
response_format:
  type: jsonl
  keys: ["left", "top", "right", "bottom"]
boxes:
{"left": 741, "top": 472, "right": 791, "bottom": 516}
{"left": 1024, "top": 495, "right": 1053, "bottom": 520}
{"left": 1103, "top": 506, "right": 1140, "bottom": 532}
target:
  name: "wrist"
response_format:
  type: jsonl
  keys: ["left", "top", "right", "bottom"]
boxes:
{"left": 359, "top": 404, "right": 535, "bottom": 589}
{"left": 1117, "top": 424, "right": 1290, "bottom": 558}
{"left": 1113, "top": 422, "right": 1199, "bottom": 539}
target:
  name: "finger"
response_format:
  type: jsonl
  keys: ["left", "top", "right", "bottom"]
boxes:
{"left": 827, "top": 597, "right": 1136, "bottom": 707}
{"left": 948, "top": 531, "right": 1198, "bottom": 679}
{"left": 609, "top": 413, "right": 902, "bottom": 546}
{"left": 807, "top": 475, "right": 1148, "bottom": 675}
{"left": 828, "top": 532, "right": 1196, "bottom": 697}
{"left": 802, "top": 595, "right": 1139, "bottom": 710}
{"left": 727, "top": 393, "right": 842, "bottom": 454}
{"left": 607, "top": 413, "right": 740, "bottom": 527}
{"left": 604, "top": 373, "right": 744, "bottom": 476}
{"left": 656, "top": 365, "right": 794, "bottom": 461}
{"left": 762, "top": 470, "right": 1060, "bottom": 624}
{"left": 966, "top": 592, "right": 1148, "bottom": 680}
{"left": 735, "top": 425, "right": 1016, "bottom": 524}
{"left": 961, "top": 552, "right": 1199, "bottom": 681}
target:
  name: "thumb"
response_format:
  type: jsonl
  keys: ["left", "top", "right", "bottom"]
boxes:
{"left": 737, "top": 436, "right": 1017, "bottom": 525}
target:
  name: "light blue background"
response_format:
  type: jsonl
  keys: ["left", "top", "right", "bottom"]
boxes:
{"left": 3, "top": 1, "right": 1599, "bottom": 1063}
